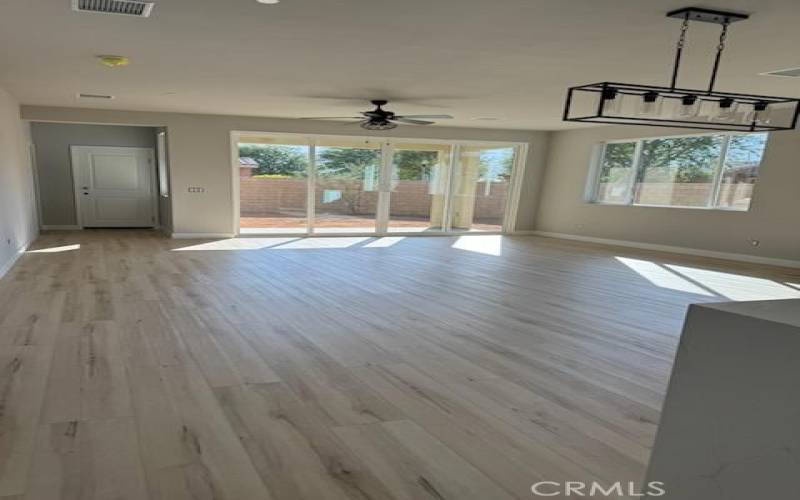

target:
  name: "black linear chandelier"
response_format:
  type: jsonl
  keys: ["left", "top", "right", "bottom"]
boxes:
{"left": 563, "top": 7, "right": 800, "bottom": 132}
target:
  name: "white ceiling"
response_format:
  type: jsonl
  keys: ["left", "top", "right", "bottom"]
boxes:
{"left": 2, "top": 0, "right": 799, "bottom": 130}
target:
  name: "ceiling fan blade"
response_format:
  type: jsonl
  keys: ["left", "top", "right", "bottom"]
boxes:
{"left": 296, "top": 116, "right": 363, "bottom": 120}
{"left": 394, "top": 114, "right": 453, "bottom": 119}
{"left": 391, "top": 117, "right": 435, "bottom": 125}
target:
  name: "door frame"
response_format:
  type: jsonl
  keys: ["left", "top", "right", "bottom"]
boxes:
{"left": 230, "top": 131, "right": 528, "bottom": 237}
{"left": 70, "top": 145, "right": 159, "bottom": 229}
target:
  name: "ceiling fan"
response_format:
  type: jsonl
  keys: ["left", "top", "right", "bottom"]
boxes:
{"left": 299, "top": 100, "right": 453, "bottom": 130}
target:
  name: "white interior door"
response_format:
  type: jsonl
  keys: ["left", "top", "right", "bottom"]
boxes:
{"left": 71, "top": 146, "right": 156, "bottom": 228}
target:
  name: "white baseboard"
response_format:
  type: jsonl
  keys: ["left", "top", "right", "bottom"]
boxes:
{"left": 41, "top": 225, "right": 81, "bottom": 230}
{"left": 171, "top": 233, "right": 235, "bottom": 239}
{"left": 0, "top": 240, "right": 33, "bottom": 281}
{"left": 531, "top": 231, "right": 800, "bottom": 269}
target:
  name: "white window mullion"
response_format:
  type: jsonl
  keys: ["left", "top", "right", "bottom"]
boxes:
{"left": 586, "top": 143, "right": 606, "bottom": 203}
{"left": 709, "top": 134, "right": 730, "bottom": 208}
{"left": 442, "top": 144, "right": 460, "bottom": 232}
{"left": 306, "top": 140, "right": 316, "bottom": 234}
{"left": 503, "top": 144, "right": 527, "bottom": 233}
{"left": 626, "top": 140, "right": 644, "bottom": 205}
{"left": 375, "top": 141, "right": 394, "bottom": 235}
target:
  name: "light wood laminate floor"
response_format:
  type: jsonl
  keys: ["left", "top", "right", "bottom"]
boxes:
{"left": 1, "top": 230, "right": 798, "bottom": 500}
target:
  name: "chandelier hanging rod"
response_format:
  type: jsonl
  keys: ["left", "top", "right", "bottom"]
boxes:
{"left": 668, "top": 13, "right": 689, "bottom": 91}
{"left": 666, "top": 7, "right": 749, "bottom": 94}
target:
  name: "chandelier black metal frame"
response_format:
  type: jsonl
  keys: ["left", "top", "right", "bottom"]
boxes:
{"left": 562, "top": 7, "right": 800, "bottom": 132}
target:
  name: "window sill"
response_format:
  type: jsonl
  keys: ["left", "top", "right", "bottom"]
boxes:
{"left": 586, "top": 201, "right": 750, "bottom": 212}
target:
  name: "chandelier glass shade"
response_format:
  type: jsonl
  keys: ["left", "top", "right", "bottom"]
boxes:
{"left": 563, "top": 7, "right": 800, "bottom": 132}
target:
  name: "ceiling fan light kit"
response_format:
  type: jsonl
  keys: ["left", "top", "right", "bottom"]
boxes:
{"left": 300, "top": 99, "right": 453, "bottom": 129}
{"left": 562, "top": 7, "right": 800, "bottom": 131}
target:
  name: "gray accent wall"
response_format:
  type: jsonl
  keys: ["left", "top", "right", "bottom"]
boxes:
{"left": 30, "top": 122, "right": 157, "bottom": 227}
{"left": 536, "top": 124, "right": 800, "bottom": 262}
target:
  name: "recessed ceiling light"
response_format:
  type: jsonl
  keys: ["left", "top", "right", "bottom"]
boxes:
{"left": 97, "top": 55, "right": 130, "bottom": 67}
{"left": 256, "top": 0, "right": 280, "bottom": 4}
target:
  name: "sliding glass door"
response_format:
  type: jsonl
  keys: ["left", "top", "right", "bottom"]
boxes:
{"left": 237, "top": 136, "right": 309, "bottom": 234}
{"left": 314, "top": 138, "right": 381, "bottom": 234}
{"left": 450, "top": 145, "right": 516, "bottom": 232}
{"left": 387, "top": 143, "right": 451, "bottom": 233}
{"left": 236, "top": 134, "right": 521, "bottom": 235}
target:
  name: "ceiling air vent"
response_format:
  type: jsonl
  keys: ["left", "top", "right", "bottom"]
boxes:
{"left": 71, "top": 0, "right": 155, "bottom": 17}
{"left": 761, "top": 67, "right": 800, "bottom": 78}
{"left": 78, "top": 93, "right": 115, "bottom": 100}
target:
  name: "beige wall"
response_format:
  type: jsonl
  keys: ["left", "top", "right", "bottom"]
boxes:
{"left": 0, "top": 87, "right": 38, "bottom": 278}
{"left": 21, "top": 106, "right": 549, "bottom": 236}
{"left": 536, "top": 125, "right": 800, "bottom": 261}
{"left": 25, "top": 106, "right": 794, "bottom": 262}
{"left": 30, "top": 122, "right": 158, "bottom": 227}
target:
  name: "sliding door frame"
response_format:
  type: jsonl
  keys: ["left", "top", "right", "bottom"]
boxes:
{"left": 306, "top": 140, "right": 317, "bottom": 234}
{"left": 231, "top": 131, "right": 527, "bottom": 237}
{"left": 375, "top": 141, "right": 394, "bottom": 234}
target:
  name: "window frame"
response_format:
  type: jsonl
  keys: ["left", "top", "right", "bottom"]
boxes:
{"left": 156, "top": 131, "right": 170, "bottom": 198}
{"left": 230, "top": 131, "right": 528, "bottom": 236}
{"left": 587, "top": 131, "right": 768, "bottom": 211}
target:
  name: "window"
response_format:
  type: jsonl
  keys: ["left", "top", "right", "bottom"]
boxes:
{"left": 237, "top": 136, "right": 310, "bottom": 234}
{"left": 590, "top": 132, "right": 768, "bottom": 211}
{"left": 387, "top": 143, "right": 451, "bottom": 233}
{"left": 235, "top": 134, "right": 525, "bottom": 235}
{"left": 156, "top": 131, "right": 169, "bottom": 197}
{"left": 313, "top": 138, "right": 381, "bottom": 234}
{"left": 451, "top": 146, "right": 517, "bottom": 231}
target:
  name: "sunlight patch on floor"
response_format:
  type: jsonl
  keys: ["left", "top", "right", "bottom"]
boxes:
{"left": 271, "top": 237, "right": 372, "bottom": 250}
{"left": 27, "top": 244, "right": 81, "bottom": 253}
{"left": 451, "top": 235, "right": 503, "bottom": 256}
{"left": 615, "top": 257, "right": 714, "bottom": 296}
{"left": 239, "top": 227, "right": 306, "bottom": 235}
{"left": 313, "top": 227, "right": 375, "bottom": 234}
{"left": 363, "top": 237, "right": 406, "bottom": 248}
{"left": 665, "top": 264, "right": 800, "bottom": 301}
{"left": 172, "top": 238, "right": 297, "bottom": 251}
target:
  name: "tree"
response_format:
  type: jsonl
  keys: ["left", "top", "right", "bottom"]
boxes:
{"left": 317, "top": 147, "right": 380, "bottom": 215}
{"left": 478, "top": 148, "right": 514, "bottom": 182}
{"left": 599, "top": 142, "right": 635, "bottom": 183}
{"left": 640, "top": 136, "right": 720, "bottom": 183}
{"left": 316, "top": 148, "right": 379, "bottom": 178}
{"left": 394, "top": 150, "right": 439, "bottom": 180}
{"left": 239, "top": 144, "right": 307, "bottom": 177}
{"left": 599, "top": 134, "right": 767, "bottom": 186}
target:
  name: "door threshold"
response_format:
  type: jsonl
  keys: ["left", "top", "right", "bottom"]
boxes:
{"left": 236, "top": 231, "right": 507, "bottom": 238}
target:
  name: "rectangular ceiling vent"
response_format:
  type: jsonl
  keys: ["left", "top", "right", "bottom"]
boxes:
{"left": 78, "top": 93, "right": 115, "bottom": 100}
{"left": 71, "top": 0, "right": 155, "bottom": 17}
{"left": 761, "top": 67, "right": 800, "bottom": 78}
